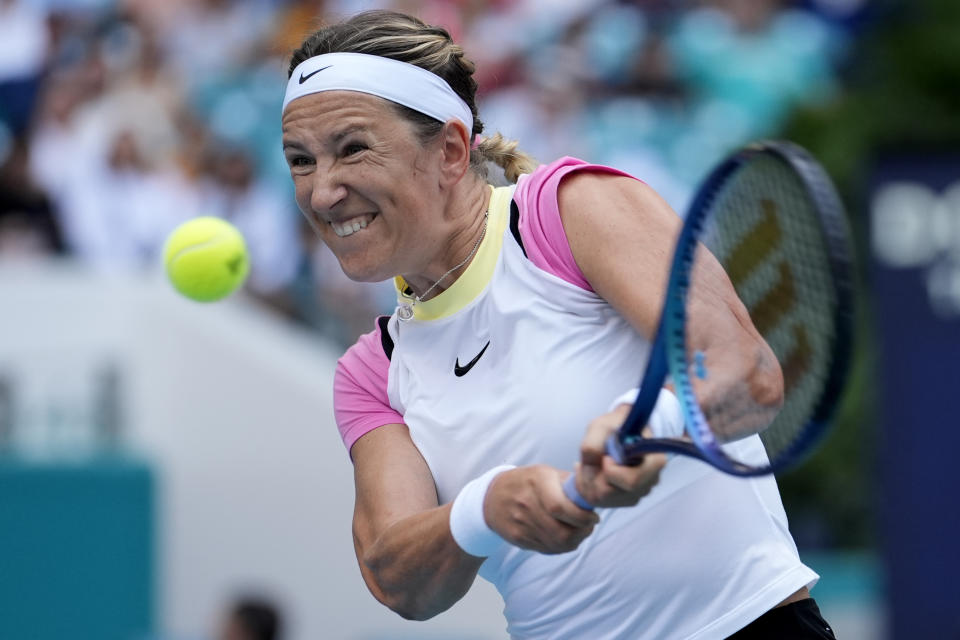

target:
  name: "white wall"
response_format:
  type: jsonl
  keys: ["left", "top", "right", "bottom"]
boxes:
{"left": 0, "top": 260, "right": 507, "bottom": 640}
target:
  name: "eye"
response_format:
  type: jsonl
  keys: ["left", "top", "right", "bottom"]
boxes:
{"left": 286, "top": 155, "right": 314, "bottom": 172}
{"left": 342, "top": 142, "right": 367, "bottom": 156}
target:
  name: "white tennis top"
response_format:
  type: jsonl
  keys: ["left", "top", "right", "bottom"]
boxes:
{"left": 334, "top": 158, "right": 818, "bottom": 639}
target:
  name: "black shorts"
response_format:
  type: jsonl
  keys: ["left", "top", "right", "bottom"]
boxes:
{"left": 726, "top": 598, "right": 837, "bottom": 640}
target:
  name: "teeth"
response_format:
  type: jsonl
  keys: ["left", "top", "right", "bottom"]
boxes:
{"left": 331, "top": 214, "right": 374, "bottom": 237}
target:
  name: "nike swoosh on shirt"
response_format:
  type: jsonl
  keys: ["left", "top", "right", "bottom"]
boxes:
{"left": 299, "top": 65, "right": 333, "bottom": 84}
{"left": 454, "top": 341, "right": 490, "bottom": 377}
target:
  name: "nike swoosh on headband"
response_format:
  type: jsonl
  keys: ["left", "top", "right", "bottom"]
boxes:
{"left": 299, "top": 65, "right": 332, "bottom": 84}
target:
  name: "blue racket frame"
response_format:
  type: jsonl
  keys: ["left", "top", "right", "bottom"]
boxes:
{"left": 563, "top": 141, "right": 853, "bottom": 508}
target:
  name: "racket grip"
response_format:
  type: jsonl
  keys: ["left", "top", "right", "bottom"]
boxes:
{"left": 562, "top": 474, "right": 594, "bottom": 511}
{"left": 563, "top": 437, "right": 629, "bottom": 510}
{"left": 605, "top": 434, "right": 626, "bottom": 464}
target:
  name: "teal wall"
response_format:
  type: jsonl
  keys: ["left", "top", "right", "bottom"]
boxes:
{"left": 0, "top": 457, "right": 154, "bottom": 640}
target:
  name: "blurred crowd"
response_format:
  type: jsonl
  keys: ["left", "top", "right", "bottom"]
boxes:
{"left": 0, "top": 0, "right": 868, "bottom": 346}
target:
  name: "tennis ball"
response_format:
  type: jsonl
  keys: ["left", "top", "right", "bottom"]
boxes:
{"left": 163, "top": 216, "right": 250, "bottom": 302}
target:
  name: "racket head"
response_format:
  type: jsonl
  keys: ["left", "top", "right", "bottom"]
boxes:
{"left": 619, "top": 141, "right": 854, "bottom": 476}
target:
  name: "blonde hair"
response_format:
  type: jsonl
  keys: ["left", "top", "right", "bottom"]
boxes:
{"left": 288, "top": 10, "right": 537, "bottom": 183}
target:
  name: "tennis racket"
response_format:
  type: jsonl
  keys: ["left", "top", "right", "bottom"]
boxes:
{"left": 563, "top": 140, "right": 854, "bottom": 509}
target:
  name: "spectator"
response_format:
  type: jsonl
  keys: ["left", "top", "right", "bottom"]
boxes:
{"left": 669, "top": 0, "right": 842, "bottom": 140}
{"left": 5, "top": 0, "right": 853, "bottom": 345}
{"left": 0, "top": 134, "right": 63, "bottom": 258}
{"left": 0, "top": 0, "right": 50, "bottom": 135}
{"left": 195, "top": 144, "right": 303, "bottom": 313}
{"left": 217, "top": 596, "right": 282, "bottom": 640}
{"left": 53, "top": 127, "right": 194, "bottom": 271}
{"left": 160, "top": 0, "right": 275, "bottom": 88}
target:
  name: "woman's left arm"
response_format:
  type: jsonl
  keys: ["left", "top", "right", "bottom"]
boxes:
{"left": 557, "top": 172, "right": 784, "bottom": 505}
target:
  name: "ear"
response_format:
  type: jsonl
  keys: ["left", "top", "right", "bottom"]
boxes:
{"left": 436, "top": 119, "right": 472, "bottom": 188}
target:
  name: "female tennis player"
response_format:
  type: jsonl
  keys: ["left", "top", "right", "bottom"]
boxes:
{"left": 281, "top": 10, "right": 836, "bottom": 639}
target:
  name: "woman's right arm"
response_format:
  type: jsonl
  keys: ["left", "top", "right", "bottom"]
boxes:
{"left": 351, "top": 423, "right": 598, "bottom": 620}
{"left": 351, "top": 423, "right": 482, "bottom": 620}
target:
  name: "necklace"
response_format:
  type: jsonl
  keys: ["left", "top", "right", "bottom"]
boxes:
{"left": 398, "top": 210, "right": 489, "bottom": 322}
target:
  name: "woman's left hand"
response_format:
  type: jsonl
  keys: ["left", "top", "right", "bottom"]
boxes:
{"left": 575, "top": 404, "right": 667, "bottom": 508}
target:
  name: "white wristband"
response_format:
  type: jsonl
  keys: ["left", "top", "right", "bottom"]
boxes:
{"left": 609, "top": 387, "right": 641, "bottom": 412}
{"left": 449, "top": 464, "right": 515, "bottom": 557}
{"left": 609, "top": 387, "right": 686, "bottom": 438}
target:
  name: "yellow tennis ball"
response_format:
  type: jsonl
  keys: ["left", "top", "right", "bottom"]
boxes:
{"left": 163, "top": 217, "right": 250, "bottom": 302}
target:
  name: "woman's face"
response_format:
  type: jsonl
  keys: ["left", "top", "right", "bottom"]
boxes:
{"left": 281, "top": 90, "right": 448, "bottom": 283}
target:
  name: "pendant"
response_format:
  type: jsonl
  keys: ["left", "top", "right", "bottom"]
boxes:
{"left": 398, "top": 303, "right": 414, "bottom": 322}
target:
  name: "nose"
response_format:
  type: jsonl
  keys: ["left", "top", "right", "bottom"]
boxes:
{"left": 309, "top": 169, "right": 348, "bottom": 215}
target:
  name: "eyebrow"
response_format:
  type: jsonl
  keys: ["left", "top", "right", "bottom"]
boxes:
{"left": 281, "top": 140, "right": 307, "bottom": 152}
{"left": 331, "top": 125, "right": 366, "bottom": 143}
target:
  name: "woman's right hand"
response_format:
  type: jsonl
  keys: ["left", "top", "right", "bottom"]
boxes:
{"left": 483, "top": 465, "right": 600, "bottom": 554}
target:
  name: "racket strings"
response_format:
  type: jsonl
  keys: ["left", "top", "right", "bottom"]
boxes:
{"left": 685, "top": 156, "right": 840, "bottom": 467}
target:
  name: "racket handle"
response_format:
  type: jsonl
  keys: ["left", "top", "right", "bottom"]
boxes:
{"left": 562, "top": 475, "right": 594, "bottom": 511}
{"left": 605, "top": 434, "right": 626, "bottom": 464}
{"left": 563, "top": 436, "right": 630, "bottom": 510}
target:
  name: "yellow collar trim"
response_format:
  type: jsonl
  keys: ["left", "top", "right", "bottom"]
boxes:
{"left": 395, "top": 185, "right": 511, "bottom": 321}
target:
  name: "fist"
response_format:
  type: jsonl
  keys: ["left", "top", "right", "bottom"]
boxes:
{"left": 484, "top": 465, "right": 600, "bottom": 554}
{"left": 575, "top": 404, "right": 667, "bottom": 508}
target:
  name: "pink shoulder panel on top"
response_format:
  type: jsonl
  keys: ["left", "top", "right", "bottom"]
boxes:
{"left": 513, "top": 157, "right": 638, "bottom": 291}
{"left": 334, "top": 319, "right": 403, "bottom": 454}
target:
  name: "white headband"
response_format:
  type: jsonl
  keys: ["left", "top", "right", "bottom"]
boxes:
{"left": 283, "top": 52, "right": 473, "bottom": 134}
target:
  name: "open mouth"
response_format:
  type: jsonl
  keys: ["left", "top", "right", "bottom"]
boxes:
{"left": 330, "top": 213, "right": 377, "bottom": 238}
